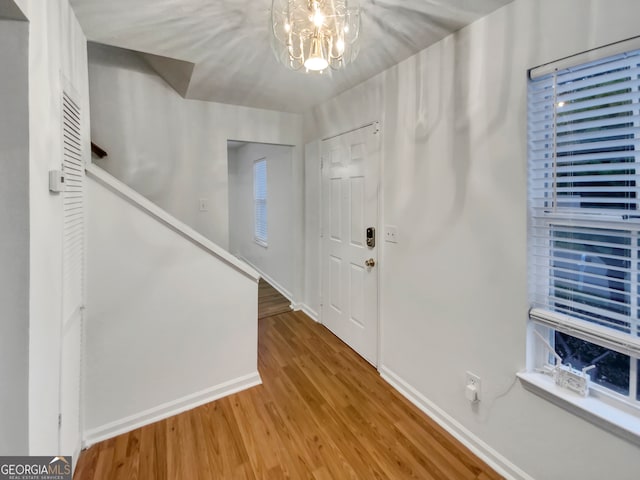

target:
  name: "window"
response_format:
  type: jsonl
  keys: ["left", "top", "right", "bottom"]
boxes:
{"left": 528, "top": 48, "right": 640, "bottom": 417}
{"left": 254, "top": 158, "right": 267, "bottom": 246}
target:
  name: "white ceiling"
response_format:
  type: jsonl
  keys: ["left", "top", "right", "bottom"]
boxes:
{"left": 70, "top": 0, "right": 514, "bottom": 113}
{"left": 0, "top": 0, "right": 26, "bottom": 20}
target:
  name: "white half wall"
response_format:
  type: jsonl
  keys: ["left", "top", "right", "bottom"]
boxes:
{"left": 304, "top": 0, "right": 640, "bottom": 479}
{"left": 84, "top": 170, "right": 260, "bottom": 442}
{"left": 0, "top": 16, "right": 29, "bottom": 456}
{"left": 87, "top": 43, "right": 303, "bottom": 252}
{"left": 228, "top": 142, "right": 294, "bottom": 298}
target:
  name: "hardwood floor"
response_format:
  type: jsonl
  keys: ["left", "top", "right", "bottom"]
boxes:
{"left": 74, "top": 311, "right": 503, "bottom": 479}
{"left": 258, "top": 279, "right": 291, "bottom": 319}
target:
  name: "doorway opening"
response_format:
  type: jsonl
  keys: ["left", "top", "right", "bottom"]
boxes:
{"left": 227, "top": 140, "right": 296, "bottom": 313}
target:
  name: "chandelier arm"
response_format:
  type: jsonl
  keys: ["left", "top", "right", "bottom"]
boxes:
{"left": 329, "top": 55, "right": 343, "bottom": 69}
{"left": 287, "top": 44, "right": 304, "bottom": 62}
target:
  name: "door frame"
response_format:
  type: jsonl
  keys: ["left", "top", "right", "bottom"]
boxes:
{"left": 318, "top": 120, "right": 383, "bottom": 367}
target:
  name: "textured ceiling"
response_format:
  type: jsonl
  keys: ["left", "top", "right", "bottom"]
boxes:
{"left": 70, "top": 0, "right": 514, "bottom": 113}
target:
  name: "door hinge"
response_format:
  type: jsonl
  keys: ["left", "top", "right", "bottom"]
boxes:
{"left": 58, "top": 414, "right": 62, "bottom": 429}
{"left": 373, "top": 122, "right": 380, "bottom": 135}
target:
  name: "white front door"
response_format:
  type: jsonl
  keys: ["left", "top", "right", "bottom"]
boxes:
{"left": 321, "top": 123, "right": 380, "bottom": 365}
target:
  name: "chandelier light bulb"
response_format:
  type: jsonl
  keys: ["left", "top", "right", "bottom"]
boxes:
{"left": 304, "top": 57, "right": 329, "bottom": 71}
{"left": 312, "top": 11, "right": 325, "bottom": 27}
{"left": 271, "top": 0, "right": 361, "bottom": 74}
{"left": 304, "top": 36, "right": 329, "bottom": 71}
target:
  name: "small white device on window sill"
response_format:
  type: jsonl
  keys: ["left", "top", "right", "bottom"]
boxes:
{"left": 49, "top": 169, "right": 65, "bottom": 193}
{"left": 534, "top": 330, "right": 595, "bottom": 397}
{"left": 552, "top": 364, "right": 595, "bottom": 397}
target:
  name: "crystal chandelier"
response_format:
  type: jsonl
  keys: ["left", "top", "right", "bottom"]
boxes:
{"left": 271, "top": 0, "right": 361, "bottom": 73}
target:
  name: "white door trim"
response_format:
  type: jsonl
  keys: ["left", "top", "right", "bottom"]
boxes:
{"left": 322, "top": 121, "right": 379, "bottom": 142}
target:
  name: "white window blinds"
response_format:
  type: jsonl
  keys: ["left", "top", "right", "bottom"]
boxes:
{"left": 528, "top": 48, "right": 640, "bottom": 356}
{"left": 254, "top": 158, "right": 267, "bottom": 245}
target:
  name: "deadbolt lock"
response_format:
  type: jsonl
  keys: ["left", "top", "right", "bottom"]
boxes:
{"left": 366, "top": 227, "right": 376, "bottom": 248}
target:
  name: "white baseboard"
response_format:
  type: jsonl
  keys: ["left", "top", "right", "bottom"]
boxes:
{"left": 71, "top": 443, "right": 81, "bottom": 476}
{"left": 292, "top": 303, "right": 319, "bottom": 322}
{"left": 379, "top": 366, "right": 534, "bottom": 480}
{"left": 83, "top": 372, "right": 262, "bottom": 447}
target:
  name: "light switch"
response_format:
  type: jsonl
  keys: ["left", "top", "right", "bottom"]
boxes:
{"left": 199, "top": 198, "right": 209, "bottom": 212}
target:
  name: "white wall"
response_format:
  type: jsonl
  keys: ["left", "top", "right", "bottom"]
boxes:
{"left": 0, "top": 17, "right": 29, "bottom": 455}
{"left": 229, "top": 142, "right": 294, "bottom": 298}
{"left": 302, "top": 141, "right": 321, "bottom": 319}
{"left": 304, "top": 0, "right": 640, "bottom": 479}
{"left": 87, "top": 43, "right": 303, "bottom": 252}
{"left": 84, "top": 171, "right": 260, "bottom": 442}
{"left": 9, "top": 0, "right": 91, "bottom": 457}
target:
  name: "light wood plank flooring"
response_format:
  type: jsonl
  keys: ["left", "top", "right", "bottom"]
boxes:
{"left": 258, "top": 279, "right": 291, "bottom": 319}
{"left": 74, "top": 311, "right": 503, "bottom": 479}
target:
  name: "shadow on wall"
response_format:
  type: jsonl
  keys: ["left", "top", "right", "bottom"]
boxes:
{"left": 384, "top": 4, "right": 524, "bottom": 251}
{"left": 0, "top": 15, "right": 29, "bottom": 455}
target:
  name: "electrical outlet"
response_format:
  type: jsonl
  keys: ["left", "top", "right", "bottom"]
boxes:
{"left": 465, "top": 371, "right": 481, "bottom": 402}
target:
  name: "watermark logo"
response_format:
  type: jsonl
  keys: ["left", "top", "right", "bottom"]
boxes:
{"left": 0, "top": 456, "right": 71, "bottom": 480}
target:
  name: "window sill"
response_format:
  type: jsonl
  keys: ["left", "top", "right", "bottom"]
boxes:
{"left": 517, "top": 371, "right": 640, "bottom": 446}
{"left": 254, "top": 239, "right": 268, "bottom": 248}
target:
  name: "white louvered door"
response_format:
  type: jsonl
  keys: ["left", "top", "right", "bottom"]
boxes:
{"left": 59, "top": 90, "right": 84, "bottom": 458}
{"left": 62, "top": 91, "right": 84, "bottom": 323}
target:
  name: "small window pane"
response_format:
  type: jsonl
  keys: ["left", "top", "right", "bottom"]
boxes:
{"left": 551, "top": 226, "right": 631, "bottom": 333}
{"left": 254, "top": 159, "right": 267, "bottom": 244}
{"left": 555, "top": 332, "right": 630, "bottom": 395}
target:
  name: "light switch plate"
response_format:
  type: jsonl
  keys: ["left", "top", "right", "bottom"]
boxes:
{"left": 385, "top": 225, "right": 398, "bottom": 243}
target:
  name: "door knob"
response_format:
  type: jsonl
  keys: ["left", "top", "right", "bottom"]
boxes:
{"left": 365, "top": 258, "right": 376, "bottom": 267}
